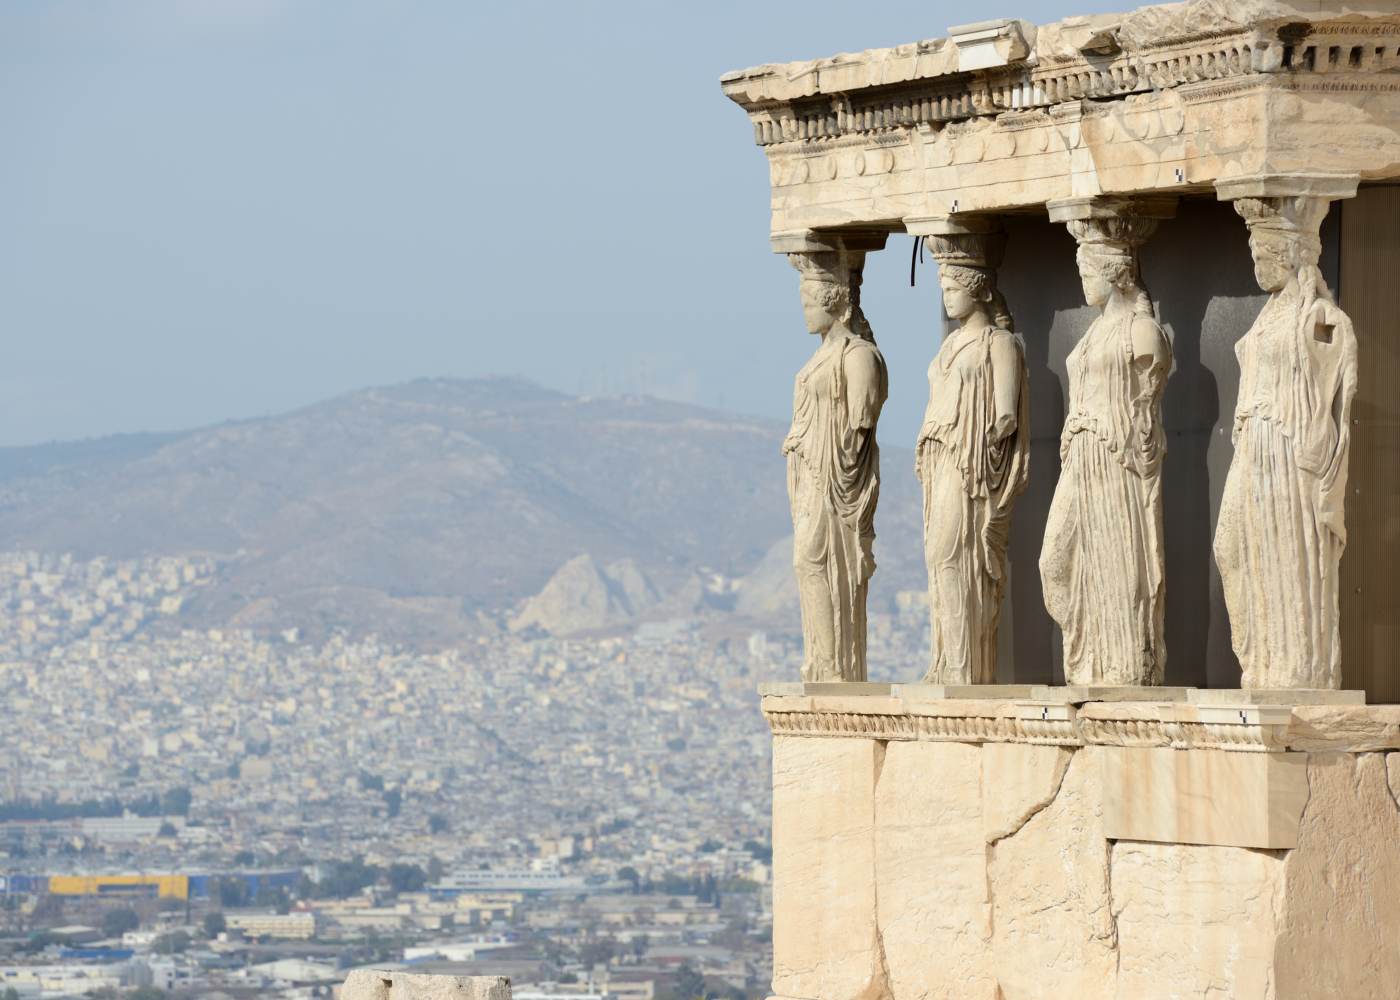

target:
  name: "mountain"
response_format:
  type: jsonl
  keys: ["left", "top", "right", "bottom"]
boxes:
{"left": 0, "top": 377, "right": 922, "bottom": 643}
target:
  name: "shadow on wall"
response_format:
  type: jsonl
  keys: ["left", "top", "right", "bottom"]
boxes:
{"left": 991, "top": 198, "right": 1338, "bottom": 687}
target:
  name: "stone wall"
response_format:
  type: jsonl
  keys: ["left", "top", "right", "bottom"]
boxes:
{"left": 767, "top": 691, "right": 1400, "bottom": 1000}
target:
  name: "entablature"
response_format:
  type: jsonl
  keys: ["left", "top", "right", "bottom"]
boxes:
{"left": 722, "top": 1, "right": 1400, "bottom": 236}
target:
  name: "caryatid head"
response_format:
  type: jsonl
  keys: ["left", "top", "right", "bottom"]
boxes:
{"left": 1067, "top": 214, "right": 1158, "bottom": 309}
{"left": 1234, "top": 196, "right": 1329, "bottom": 294}
{"left": 789, "top": 251, "right": 855, "bottom": 337}
{"left": 926, "top": 231, "right": 1013, "bottom": 331}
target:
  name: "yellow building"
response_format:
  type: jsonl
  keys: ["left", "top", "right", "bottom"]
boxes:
{"left": 47, "top": 874, "right": 188, "bottom": 900}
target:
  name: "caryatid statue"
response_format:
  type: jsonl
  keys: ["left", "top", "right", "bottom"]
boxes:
{"left": 782, "top": 247, "right": 888, "bottom": 682}
{"left": 917, "top": 230, "right": 1030, "bottom": 684}
{"left": 1214, "top": 196, "right": 1357, "bottom": 689}
{"left": 1040, "top": 211, "right": 1172, "bottom": 686}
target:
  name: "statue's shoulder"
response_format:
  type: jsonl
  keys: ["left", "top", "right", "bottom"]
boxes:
{"left": 843, "top": 335, "right": 886, "bottom": 367}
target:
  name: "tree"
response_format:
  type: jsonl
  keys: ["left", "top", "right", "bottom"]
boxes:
{"left": 386, "top": 863, "right": 425, "bottom": 895}
{"left": 217, "top": 877, "right": 247, "bottom": 908}
{"left": 4, "top": 986, "right": 22, "bottom": 1000}
{"left": 160, "top": 787, "right": 192, "bottom": 816}
{"left": 426, "top": 856, "right": 446, "bottom": 882}
{"left": 428, "top": 813, "right": 449, "bottom": 834}
{"left": 382, "top": 788, "right": 402, "bottom": 819}
{"left": 152, "top": 930, "right": 190, "bottom": 954}
{"left": 617, "top": 866, "right": 641, "bottom": 893}
{"left": 101, "top": 908, "right": 140, "bottom": 937}
{"left": 579, "top": 937, "right": 616, "bottom": 968}
{"left": 630, "top": 933, "right": 649, "bottom": 960}
{"left": 316, "top": 857, "right": 380, "bottom": 899}
{"left": 672, "top": 964, "right": 707, "bottom": 1000}
{"left": 742, "top": 840, "right": 772, "bottom": 865}
{"left": 202, "top": 912, "right": 227, "bottom": 938}
{"left": 130, "top": 988, "right": 167, "bottom": 1000}
{"left": 157, "top": 821, "right": 178, "bottom": 838}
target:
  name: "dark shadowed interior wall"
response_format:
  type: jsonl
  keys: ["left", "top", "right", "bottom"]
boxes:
{"left": 986, "top": 197, "right": 1341, "bottom": 689}
{"left": 1339, "top": 186, "right": 1400, "bottom": 703}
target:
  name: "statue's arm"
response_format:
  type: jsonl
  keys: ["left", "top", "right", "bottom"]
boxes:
{"left": 1130, "top": 315, "right": 1170, "bottom": 375}
{"left": 989, "top": 331, "right": 1022, "bottom": 442}
{"left": 844, "top": 347, "right": 885, "bottom": 433}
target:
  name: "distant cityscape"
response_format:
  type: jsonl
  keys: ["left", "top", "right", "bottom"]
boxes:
{"left": 0, "top": 549, "right": 929, "bottom": 998}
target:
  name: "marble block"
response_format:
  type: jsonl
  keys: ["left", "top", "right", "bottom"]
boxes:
{"left": 1031, "top": 685, "right": 1190, "bottom": 704}
{"left": 770, "top": 736, "right": 881, "bottom": 1000}
{"left": 1187, "top": 687, "right": 1365, "bottom": 706}
{"left": 1101, "top": 746, "right": 1309, "bottom": 848}
{"left": 894, "top": 683, "right": 1034, "bottom": 700}
{"left": 340, "top": 973, "right": 511, "bottom": 1000}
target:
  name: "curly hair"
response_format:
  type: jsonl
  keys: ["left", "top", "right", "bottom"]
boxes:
{"left": 941, "top": 264, "right": 1015, "bottom": 332}
{"left": 1077, "top": 246, "right": 1154, "bottom": 317}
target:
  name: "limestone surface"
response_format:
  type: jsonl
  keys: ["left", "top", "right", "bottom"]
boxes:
{"left": 1274, "top": 752, "right": 1400, "bottom": 999}
{"left": 340, "top": 972, "right": 511, "bottom": 1000}
{"left": 875, "top": 741, "right": 996, "bottom": 1000}
{"left": 1111, "top": 841, "right": 1283, "bottom": 999}
{"left": 765, "top": 694, "right": 1400, "bottom": 999}
{"left": 987, "top": 748, "right": 1117, "bottom": 999}
{"left": 770, "top": 736, "right": 881, "bottom": 999}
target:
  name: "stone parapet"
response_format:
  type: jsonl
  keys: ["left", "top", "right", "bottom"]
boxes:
{"left": 766, "top": 691, "right": 1400, "bottom": 999}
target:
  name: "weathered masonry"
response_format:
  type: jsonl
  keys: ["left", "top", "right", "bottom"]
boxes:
{"left": 721, "top": 3, "right": 1400, "bottom": 998}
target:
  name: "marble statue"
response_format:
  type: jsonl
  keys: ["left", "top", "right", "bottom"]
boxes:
{"left": 1214, "top": 196, "right": 1358, "bottom": 689}
{"left": 783, "top": 249, "right": 888, "bottom": 682}
{"left": 917, "top": 232, "right": 1029, "bottom": 684}
{"left": 1040, "top": 213, "right": 1171, "bottom": 685}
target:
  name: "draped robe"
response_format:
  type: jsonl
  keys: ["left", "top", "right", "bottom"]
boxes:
{"left": 784, "top": 331, "right": 888, "bottom": 682}
{"left": 1213, "top": 284, "right": 1357, "bottom": 688}
{"left": 916, "top": 325, "right": 1030, "bottom": 684}
{"left": 1040, "top": 310, "right": 1170, "bottom": 685}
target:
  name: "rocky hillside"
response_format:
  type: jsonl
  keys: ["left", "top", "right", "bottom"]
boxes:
{"left": 0, "top": 378, "right": 922, "bottom": 642}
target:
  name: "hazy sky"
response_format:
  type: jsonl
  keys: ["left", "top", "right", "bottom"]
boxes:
{"left": 1, "top": 0, "right": 1127, "bottom": 448}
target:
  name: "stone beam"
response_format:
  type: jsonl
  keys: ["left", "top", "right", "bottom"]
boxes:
{"left": 723, "top": 3, "right": 1400, "bottom": 237}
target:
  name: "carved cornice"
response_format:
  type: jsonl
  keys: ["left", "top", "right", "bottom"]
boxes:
{"left": 726, "top": 15, "right": 1400, "bottom": 150}
{"left": 758, "top": 696, "right": 1392, "bottom": 754}
{"left": 765, "top": 708, "right": 1079, "bottom": 747}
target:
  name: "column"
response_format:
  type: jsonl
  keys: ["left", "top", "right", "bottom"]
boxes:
{"left": 1213, "top": 174, "right": 1361, "bottom": 691}
{"left": 1041, "top": 196, "right": 1176, "bottom": 687}
{"left": 769, "top": 231, "right": 888, "bottom": 683}
{"left": 905, "top": 216, "right": 1029, "bottom": 685}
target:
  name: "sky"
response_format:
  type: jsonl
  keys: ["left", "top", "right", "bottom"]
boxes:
{"left": 0, "top": 0, "right": 1128, "bottom": 449}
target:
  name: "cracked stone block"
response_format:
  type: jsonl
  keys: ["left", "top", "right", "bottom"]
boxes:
{"left": 981, "top": 742, "right": 1073, "bottom": 843}
{"left": 875, "top": 741, "right": 997, "bottom": 1000}
{"left": 771, "top": 735, "right": 881, "bottom": 1000}
{"left": 988, "top": 747, "right": 1116, "bottom": 1000}
{"left": 1274, "top": 752, "right": 1400, "bottom": 1000}
{"left": 1112, "top": 841, "right": 1283, "bottom": 999}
